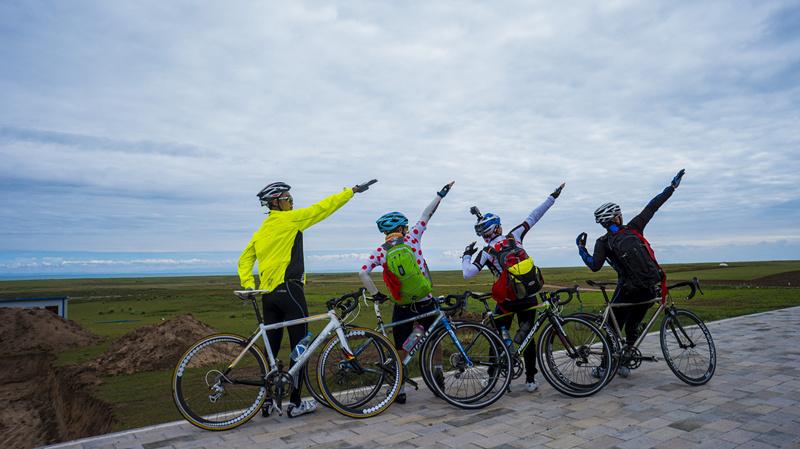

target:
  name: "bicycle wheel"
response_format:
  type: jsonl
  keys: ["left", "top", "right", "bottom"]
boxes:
{"left": 303, "top": 339, "right": 330, "bottom": 408}
{"left": 660, "top": 309, "right": 716, "bottom": 385}
{"left": 570, "top": 312, "right": 623, "bottom": 384}
{"left": 305, "top": 327, "right": 384, "bottom": 409}
{"left": 317, "top": 328, "right": 402, "bottom": 418}
{"left": 538, "top": 316, "right": 612, "bottom": 397}
{"left": 172, "top": 333, "right": 268, "bottom": 431}
{"left": 424, "top": 322, "right": 511, "bottom": 409}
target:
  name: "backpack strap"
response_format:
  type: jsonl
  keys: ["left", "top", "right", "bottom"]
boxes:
{"left": 626, "top": 228, "right": 668, "bottom": 303}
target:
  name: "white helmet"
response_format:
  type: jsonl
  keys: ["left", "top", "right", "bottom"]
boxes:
{"left": 594, "top": 202, "right": 621, "bottom": 224}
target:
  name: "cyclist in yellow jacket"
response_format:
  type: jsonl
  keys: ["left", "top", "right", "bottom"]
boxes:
{"left": 238, "top": 179, "right": 376, "bottom": 417}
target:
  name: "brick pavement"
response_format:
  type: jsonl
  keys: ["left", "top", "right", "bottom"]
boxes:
{"left": 43, "top": 306, "right": 800, "bottom": 449}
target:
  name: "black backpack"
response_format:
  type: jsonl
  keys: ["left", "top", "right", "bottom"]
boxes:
{"left": 607, "top": 227, "right": 662, "bottom": 289}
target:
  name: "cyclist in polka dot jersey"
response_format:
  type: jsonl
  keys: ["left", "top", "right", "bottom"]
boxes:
{"left": 358, "top": 181, "right": 454, "bottom": 403}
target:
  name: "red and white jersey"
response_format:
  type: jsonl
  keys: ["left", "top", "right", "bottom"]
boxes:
{"left": 358, "top": 193, "right": 442, "bottom": 295}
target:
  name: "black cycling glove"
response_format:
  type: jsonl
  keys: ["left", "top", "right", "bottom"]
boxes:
{"left": 372, "top": 292, "right": 389, "bottom": 303}
{"left": 551, "top": 183, "right": 565, "bottom": 199}
{"left": 437, "top": 181, "right": 455, "bottom": 198}
{"left": 576, "top": 232, "right": 587, "bottom": 248}
{"left": 463, "top": 241, "right": 478, "bottom": 258}
{"left": 671, "top": 169, "right": 685, "bottom": 189}
{"left": 353, "top": 179, "right": 378, "bottom": 193}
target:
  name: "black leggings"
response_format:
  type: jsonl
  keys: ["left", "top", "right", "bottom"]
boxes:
{"left": 391, "top": 300, "right": 437, "bottom": 350}
{"left": 262, "top": 280, "right": 309, "bottom": 405}
{"left": 493, "top": 299, "right": 538, "bottom": 382}
{"left": 611, "top": 285, "right": 657, "bottom": 346}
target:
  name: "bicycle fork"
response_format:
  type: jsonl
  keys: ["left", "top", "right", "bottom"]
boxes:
{"left": 443, "top": 319, "right": 474, "bottom": 369}
{"left": 550, "top": 316, "right": 589, "bottom": 364}
{"left": 666, "top": 309, "right": 696, "bottom": 350}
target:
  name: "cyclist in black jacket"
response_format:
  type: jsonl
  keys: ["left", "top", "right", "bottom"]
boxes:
{"left": 576, "top": 169, "right": 685, "bottom": 377}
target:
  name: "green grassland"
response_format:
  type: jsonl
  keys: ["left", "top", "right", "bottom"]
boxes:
{"left": 1, "top": 260, "right": 799, "bottom": 430}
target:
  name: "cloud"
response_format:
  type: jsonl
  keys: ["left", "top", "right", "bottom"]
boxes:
{"left": 0, "top": 0, "right": 798, "bottom": 271}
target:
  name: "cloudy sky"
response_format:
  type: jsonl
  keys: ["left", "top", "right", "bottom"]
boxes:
{"left": 1, "top": 1, "right": 798, "bottom": 278}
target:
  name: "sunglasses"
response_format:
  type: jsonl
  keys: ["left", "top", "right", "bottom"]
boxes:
{"left": 278, "top": 195, "right": 293, "bottom": 203}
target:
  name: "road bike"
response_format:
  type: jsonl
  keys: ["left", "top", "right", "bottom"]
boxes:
{"left": 172, "top": 289, "right": 402, "bottom": 430}
{"left": 306, "top": 291, "right": 512, "bottom": 409}
{"left": 468, "top": 286, "right": 613, "bottom": 397}
{"left": 574, "top": 277, "right": 716, "bottom": 386}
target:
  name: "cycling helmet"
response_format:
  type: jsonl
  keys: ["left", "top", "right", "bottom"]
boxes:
{"left": 474, "top": 213, "right": 501, "bottom": 237}
{"left": 594, "top": 202, "right": 621, "bottom": 224}
{"left": 376, "top": 212, "right": 408, "bottom": 233}
{"left": 257, "top": 182, "right": 291, "bottom": 207}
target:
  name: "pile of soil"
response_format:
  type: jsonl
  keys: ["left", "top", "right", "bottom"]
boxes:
{"left": 0, "top": 354, "right": 113, "bottom": 449}
{"left": 0, "top": 308, "right": 103, "bottom": 356}
{"left": 89, "top": 314, "right": 218, "bottom": 375}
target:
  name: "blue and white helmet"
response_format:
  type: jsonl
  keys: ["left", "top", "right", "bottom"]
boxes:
{"left": 474, "top": 213, "right": 501, "bottom": 237}
{"left": 376, "top": 212, "right": 408, "bottom": 233}
{"left": 594, "top": 202, "right": 621, "bottom": 224}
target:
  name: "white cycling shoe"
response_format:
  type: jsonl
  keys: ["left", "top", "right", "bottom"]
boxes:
{"left": 525, "top": 381, "right": 538, "bottom": 392}
{"left": 287, "top": 399, "right": 317, "bottom": 418}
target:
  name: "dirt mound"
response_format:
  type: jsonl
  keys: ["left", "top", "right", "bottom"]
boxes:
{"left": 0, "top": 354, "right": 113, "bottom": 449}
{"left": 0, "top": 308, "right": 102, "bottom": 356}
{"left": 90, "top": 314, "right": 218, "bottom": 375}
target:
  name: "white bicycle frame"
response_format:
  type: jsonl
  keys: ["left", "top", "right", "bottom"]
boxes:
{"left": 230, "top": 290, "right": 355, "bottom": 383}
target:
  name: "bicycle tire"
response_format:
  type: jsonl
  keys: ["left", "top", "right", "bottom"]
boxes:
{"left": 570, "top": 312, "right": 622, "bottom": 385}
{"left": 424, "top": 322, "right": 512, "bottom": 409}
{"left": 306, "top": 327, "right": 397, "bottom": 409}
{"left": 317, "top": 328, "right": 402, "bottom": 418}
{"left": 538, "top": 316, "right": 612, "bottom": 397}
{"left": 417, "top": 320, "right": 472, "bottom": 399}
{"left": 172, "top": 333, "right": 268, "bottom": 431}
{"left": 302, "top": 348, "right": 329, "bottom": 407}
{"left": 660, "top": 308, "right": 716, "bottom": 386}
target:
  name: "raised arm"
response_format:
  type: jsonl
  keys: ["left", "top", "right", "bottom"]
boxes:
{"left": 416, "top": 181, "right": 454, "bottom": 226}
{"left": 287, "top": 188, "right": 354, "bottom": 231}
{"left": 510, "top": 183, "right": 563, "bottom": 241}
{"left": 628, "top": 170, "right": 683, "bottom": 232}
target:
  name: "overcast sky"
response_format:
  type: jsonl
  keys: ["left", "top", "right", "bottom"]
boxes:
{"left": 1, "top": 1, "right": 799, "bottom": 277}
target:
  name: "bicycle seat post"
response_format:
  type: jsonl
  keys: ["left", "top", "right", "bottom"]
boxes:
{"left": 251, "top": 297, "right": 263, "bottom": 324}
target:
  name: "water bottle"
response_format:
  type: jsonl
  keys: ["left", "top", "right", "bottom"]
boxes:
{"left": 500, "top": 326, "right": 513, "bottom": 348}
{"left": 514, "top": 321, "right": 532, "bottom": 345}
{"left": 402, "top": 324, "right": 425, "bottom": 352}
{"left": 290, "top": 332, "right": 314, "bottom": 361}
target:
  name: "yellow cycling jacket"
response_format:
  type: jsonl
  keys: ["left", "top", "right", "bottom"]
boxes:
{"left": 238, "top": 188, "right": 354, "bottom": 292}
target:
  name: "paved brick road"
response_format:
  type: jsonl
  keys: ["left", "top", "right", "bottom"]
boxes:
{"left": 45, "top": 307, "right": 800, "bottom": 449}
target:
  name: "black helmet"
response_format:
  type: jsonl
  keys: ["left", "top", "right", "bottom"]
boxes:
{"left": 257, "top": 182, "right": 291, "bottom": 207}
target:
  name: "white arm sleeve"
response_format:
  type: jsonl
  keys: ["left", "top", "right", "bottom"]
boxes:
{"left": 511, "top": 195, "right": 556, "bottom": 241}
{"left": 461, "top": 253, "right": 483, "bottom": 280}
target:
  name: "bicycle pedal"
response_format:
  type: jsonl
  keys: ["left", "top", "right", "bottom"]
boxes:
{"left": 262, "top": 401, "right": 282, "bottom": 417}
